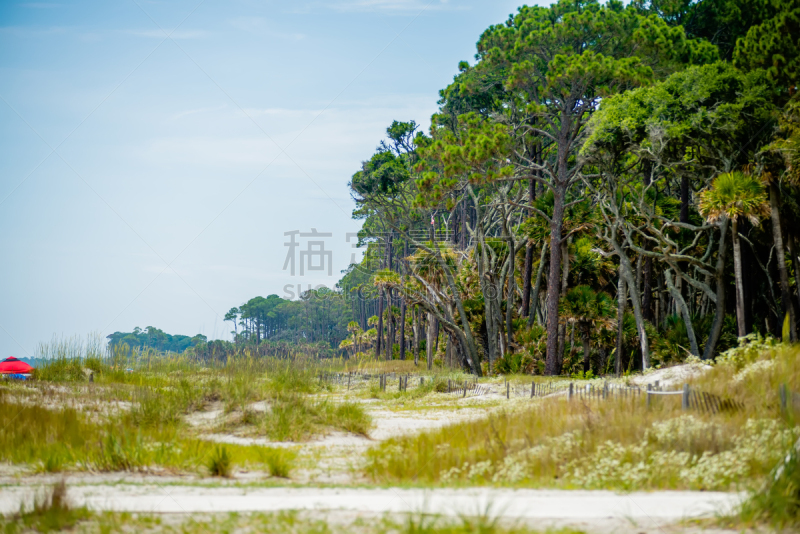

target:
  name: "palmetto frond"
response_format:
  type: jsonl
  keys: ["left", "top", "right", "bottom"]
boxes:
{"left": 371, "top": 269, "right": 402, "bottom": 290}
{"left": 559, "top": 285, "right": 616, "bottom": 328}
{"left": 698, "top": 171, "right": 769, "bottom": 225}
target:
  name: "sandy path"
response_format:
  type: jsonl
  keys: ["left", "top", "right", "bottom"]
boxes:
{"left": 0, "top": 485, "right": 741, "bottom": 532}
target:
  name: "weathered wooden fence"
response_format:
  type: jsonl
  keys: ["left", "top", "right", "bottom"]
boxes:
{"left": 317, "top": 371, "right": 490, "bottom": 397}
{"left": 319, "top": 371, "right": 759, "bottom": 412}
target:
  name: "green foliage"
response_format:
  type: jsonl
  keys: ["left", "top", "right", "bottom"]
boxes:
{"left": 258, "top": 447, "right": 297, "bottom": 478}
{"left": 107, "top": 326, "right": 206, "bottom": 354}
{"left": 264, "top": 392, "right": 371, "bottom": 441}
{"left": 699, "top": 171, "right": 770, "bottom": 225}
{"left": 740, "top": 446, "right": 800, "bottom": 528}
{"left": 716, "top": 332, "right": 780, "bottom": 370}
{"left": 208, "top": 445, "right": 233, "bottom": 477}
{"left": 351, "top": 149, "right": 410, "bottom": 196}
{"left": 494, "top": 352, "right": 536, "bottom": 375}
{"left": 734, "top": 0, "right": 800, "bottom": 94}
{"left": 559, "top": 286, "right": 615, "bottom": 327}
{"left": 584, "top": 62, "right": 775, "bottom": 167}
{"left": 222, "top": 290, "right": 354, "bottom": 353}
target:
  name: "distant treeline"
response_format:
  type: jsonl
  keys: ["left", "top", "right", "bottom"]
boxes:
{"left": 224, "top": 290, "right": 352, "bottom": 351}
{"left": 106, "top": 288, "right": 353, "bottom": 358}
{"left": 106, "top": 327, "right": 207, "bottom": 354}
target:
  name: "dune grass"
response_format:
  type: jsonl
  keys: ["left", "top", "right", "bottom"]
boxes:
{"left": 0, "top": 388, "right": 273, "bottom": 473}
{"left": 367, "top": 343, "right": 800, "bottom": 491}
{"left": 264, "top": 391, "right": 371, "bottom": 441}
{"left": 2, "top": 336, "right": 375, "bottom": 474}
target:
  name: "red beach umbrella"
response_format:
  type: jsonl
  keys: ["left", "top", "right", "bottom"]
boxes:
{"left": 0, "top": 357, "right": 33, "bottom": 374}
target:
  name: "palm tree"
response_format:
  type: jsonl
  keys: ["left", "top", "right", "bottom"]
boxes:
{"left": 699, "top": 171, "right": 770, "bottom": 338}
{"left": 559, "top": 285, "right": 615, "bottom": 374}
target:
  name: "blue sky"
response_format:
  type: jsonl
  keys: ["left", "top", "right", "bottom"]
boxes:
{"left": 0, "top": 0, "right": 532, "bottom": 357}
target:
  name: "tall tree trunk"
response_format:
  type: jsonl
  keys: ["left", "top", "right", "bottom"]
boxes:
{"left": 413, "top": 305, "right": 420, "bottom": 366}
{"left": 426, "top": 312, "right": 435, "bottom": 370}
{"left": 506, "top": 236, "right": 516, "bottom": 348}
{"left": 522, "top": 176, "right": 536, "bottom": 317}
{"left": 642, "top": 257, "right": 653, "bottom": 322}
{"left": 623, "top": 259, "right": 650, "bottom": 369}
{"left": 528, "top": 242, "right": 548, "bottom": 327}
{"left": 581, "top": 323, "right": 591, "bottom": 374}
{"left": 376, "top": 290, "right": 384, "bottom": 358}
{"left": 433, "top": 317, "right": 440, "bottom": 354}
{"left": 732, "top": 218, "right": 747, "bottom": 338}
{"left": 789, "top": 234, "right": 800, "bottom": 320}
{"left": 388, "top": 291, "right": 395, "bottom": 361}
{"left": 769, "top": 183, "right": 797, "bottom": 341}
{"left": 703, "top": 218, "right": 728, "bottom": 360}
{"left": 445, "top": 335, "right": 452, "bottom": 368}
{"left": 556, "top": 237, "right": 570, "bottom": 372}
{"left": 400, "top": 296, "right": 407, "bottom": 362}
{"left": 665, "top": 268, "right": 700, "bottom": 357}
{"left": 680, "top": 176, "right": 689, "bottom": 224}
{"left": 522, "top": 242, "right": 534, "bottom": 317}
{"left": 611, "top": 230, "right": 650, "bottom": 368}
{"left": 615, "top": 268, "right": 626, "bottom": 376}
{"left": 460, "top": 200, "right": 467, "bottom": 250}
{"left": 545, "top": 186, "right": 566, "bottom": 375}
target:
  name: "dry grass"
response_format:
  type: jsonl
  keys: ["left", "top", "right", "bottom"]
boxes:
{"left": 1, "top": 339, "right": 374, "bottom": 475}
{"left": 366, "top": 343, "right": 800, "bottom": 492}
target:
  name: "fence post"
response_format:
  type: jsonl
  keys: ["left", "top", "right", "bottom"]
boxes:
{"left": 569, "top": 382, "right": 573, "bottom": 401}
{"left": 506, "top": 382, "right": 510, "bottom": 399}
{"left": 780, "top": 383, "right": 788, "bottom": 414}
{"left": 531, "top": 381, "right": 535, "bottom": 399}
{"left": 682, "top": 383, "right": 690, "bottom": 411}
{"left": 646, "top": 384, "right": 652, "bottom": 409}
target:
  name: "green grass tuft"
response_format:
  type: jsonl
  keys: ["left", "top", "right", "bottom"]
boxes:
{"left": 258, "top": 447, "right": 297, "bottom": 478}
{"left": 208, "top": 445, "right": 233, "bottom": 477}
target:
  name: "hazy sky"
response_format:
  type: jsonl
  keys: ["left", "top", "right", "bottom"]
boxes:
{"left": 0, "top": 0, "right": 531, "bottom": 357}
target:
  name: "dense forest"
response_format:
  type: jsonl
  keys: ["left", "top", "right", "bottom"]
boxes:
{"left": 125, "top": 0, "right": 800, "bottom": 376}
{"left": 333, "top": 0, "right": 800, "bottom": 376}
